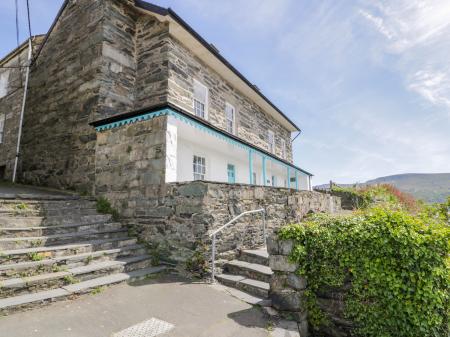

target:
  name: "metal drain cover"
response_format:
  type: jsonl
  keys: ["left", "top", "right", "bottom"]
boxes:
{"left": 112, "top": 318, "right": 174, "bottom": 337}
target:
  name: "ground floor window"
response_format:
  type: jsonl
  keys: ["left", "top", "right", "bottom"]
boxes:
{"left": 272, "top": 176, "right": 276, "bottom": 187}
{"left": 193, "top": 155, "right": 206, "bottom": 180}
{"left": 227, "top": 164, "right": 236, "bottom": 183}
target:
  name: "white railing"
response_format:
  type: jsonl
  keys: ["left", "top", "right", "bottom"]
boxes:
{"left": 209, "top": 208, "right": 266, "bottom": 283}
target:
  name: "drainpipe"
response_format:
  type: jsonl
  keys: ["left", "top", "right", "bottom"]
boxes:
{"left": 12, "top": 38, "right": 32, "bottom": 183}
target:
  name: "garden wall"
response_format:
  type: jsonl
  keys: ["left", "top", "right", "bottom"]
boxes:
{"left": 268, "top": 236, "right": 353, "bottom": 337}
{"left": 124, "top": 181, "right": 341, "bottom": 263}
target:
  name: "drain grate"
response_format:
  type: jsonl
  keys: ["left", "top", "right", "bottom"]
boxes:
{"left": 112, "top": 318, "right": 174, "bottom": 337}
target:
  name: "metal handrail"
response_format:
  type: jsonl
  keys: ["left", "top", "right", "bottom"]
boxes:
{"left": 209, "top": 208, "right": 266, "bottom": 283}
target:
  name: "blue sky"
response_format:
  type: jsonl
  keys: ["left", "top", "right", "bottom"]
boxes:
{"left": 1, "top": 0, "right": 449, "bottom": 185}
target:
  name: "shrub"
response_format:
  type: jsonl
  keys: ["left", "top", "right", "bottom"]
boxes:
{"left": 331, "top": 184, "right": 421, "bottom": 213}
{"left": 96, "top": 197, "right": 120, "bottom": 221}
{"left": 279, "top": 207, "right": 449, "bottom": 337}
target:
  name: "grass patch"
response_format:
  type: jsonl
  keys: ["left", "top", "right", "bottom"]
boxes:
{"left": 96, "top": 197, "right": 120, "bottom": 221}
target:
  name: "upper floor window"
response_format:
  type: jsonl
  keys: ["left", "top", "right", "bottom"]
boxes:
{"left": 268, "top": 130, "right": 275, "bottom": 153}
{"left": 280, "top": 139, "right": 286, "bottom": 159}
{"left": 193, "top": 155, "right": 206, "bottom": 180}
{"left": 193, "top": 80, "right": 208, "bottom": 119}
{"left": 0, "top": 113, "right": 5, "bottom": 144}
{"left": 225, "top": 102, "right": 235, "bottom": 134}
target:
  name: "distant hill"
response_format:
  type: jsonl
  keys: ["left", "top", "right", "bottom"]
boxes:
{"left": 315, "top": 173, "right": 450, "bottom": 203}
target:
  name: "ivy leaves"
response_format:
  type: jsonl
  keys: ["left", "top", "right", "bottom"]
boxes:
{"left": 279, "top": 208, "right": 449, "bottom": 337}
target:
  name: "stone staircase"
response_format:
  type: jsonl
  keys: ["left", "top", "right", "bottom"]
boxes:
{"left": 216, "top": 248, "right": 272, "bottom": 306}
{"left": 0, "top": 194, "right": 163, "bottom": 315}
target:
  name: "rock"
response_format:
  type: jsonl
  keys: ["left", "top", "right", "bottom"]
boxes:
{"left": 269, "top": 255, "right": 297, "bottom": 272}
{"left": 267, "top": 236, "right": 279, "bottom": 255}
{"left": 279, "top": 239, "right": 294, "bottom": 255}
{"left": 271, "top": 289, "right": 306, "bottom": 312}
{"left": 287, "top": 274, "right": 307, "bottom": 290}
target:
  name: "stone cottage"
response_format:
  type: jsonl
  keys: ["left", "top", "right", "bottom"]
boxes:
{"left": 0, "top": 0, "right": 339, "bottom": 262}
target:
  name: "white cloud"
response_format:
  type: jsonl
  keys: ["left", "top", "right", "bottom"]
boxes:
{"left": 360, "top": 0, "right": 450, "bottom": 111}
{"left": 408, "top": 68, "right": 450, "bottom": 110}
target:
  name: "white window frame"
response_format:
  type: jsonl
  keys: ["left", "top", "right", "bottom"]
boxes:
{"left": 280, "top": 139, "right": 286, "bottom": 159}
{"left": 193, "top": 155, "right": 206, "bottom": 181}
{"left": 0, "top": 113, "right": 5, "bottom": 144}
{"left": 268, "top": 130, "right": 275, "bottom": 154}
{"left": 193, "top": 79, "right": 208, "bottom": 120}
{"left": 225, "top": 102, "right": 236, "bottom": 134}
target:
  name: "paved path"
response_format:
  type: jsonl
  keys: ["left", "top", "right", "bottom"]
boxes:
{"left": 0, "top": 274, "right": 271, "bottom": 337}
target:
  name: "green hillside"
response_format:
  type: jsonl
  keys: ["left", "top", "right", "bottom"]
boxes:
{"left": 366, "top": 173, "right": 449, "bottom": 203}
{"left": 315, "top": 173, "right": 450, "bottom": 203}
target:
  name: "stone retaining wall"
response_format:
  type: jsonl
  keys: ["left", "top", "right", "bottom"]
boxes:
{"left": 268, "top": 237, "right": 308, "bottom": 336}
{"left": 121, "top": 181, "right": 341, "bottom": 264}
{"left": 268, "top": 236, "right": 354, "bottom": 337}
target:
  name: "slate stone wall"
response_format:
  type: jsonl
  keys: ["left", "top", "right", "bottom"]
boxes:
{"left": 268, "top": 237, "right": 309, "bottom": 336}
{"left": 268, "top": 236, "right": 355, "bottom": 337}
{"left": 16, "top": 0, "right": 170, "bottom": 191}
{"left": 94, "top": 116, "right": 168, "bottom": 215}
{"left": 134, "top": 17, "right": 170, "bottom": 109}
{"left": 98, "top": 0, "right": 139, "bottom": 117}
{"left": 0, "top": 38, "right": 43, "bottom": 180}
{"left": 166, "top": 36, "right": 294, "bottom": 163}
{"left": 120, "top": 181, "right": 340, "bottom": 263}
{"left": 2, "top": 0, "right": 301, "bottom": 194}
{"left": 0, "top": 47, "right": 28, "bottom": 180}
{"left": 20, "top": 0, "right": 105, "bottom": 191}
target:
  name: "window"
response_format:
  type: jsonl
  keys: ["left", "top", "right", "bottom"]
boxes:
{"left": 0, "top": 113, "right": 5, "bottom": 144}
{"left": 193, "top": 80, "right": 208, "bottom": 119}
{"left": 280, "top": 139, "right": 286, "bottom": 159}
{"left": 225, "top": 102, "right": 235, "bottom": 134}
{"left": 268, "top": 130, "right": 275, "bottom": 153}
{"left": 193, "top": 155, "right": 206, "bottom": 180}
{"left": 227, "top": 164, "right": 236, "bottom": 184}
{"left": 253, "top": 172, "right": 257, "bottom": 185}
{"left": 272, "top": 176, "right": 276, "bottom": 187}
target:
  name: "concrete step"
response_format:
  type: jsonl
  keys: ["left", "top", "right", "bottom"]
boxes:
{"left": 0, "top": 222, "right": 123, "bottom": 238}
{"left": 0, "top": 243, "right": 146, "bottom": 281}
{"left": 43, "top": 208, "right": 99, "bottom": 217}
{"left": 42, "top": 214, "right": 112, "bottom": 226}
{"left": 0, "top": 237, "right": 139, "bottom": 266}
{"left": 0, "top": 229, "right": 128, "bottom": 250}
{"left": 215, "top": 273, "right": 269, "bottom": 298}
{"left": 0, "top": 216, "right": 44, "bottom": 228}
{"left": 38, "top": 199, "right": 97, "bottom": 209}
{"left": 224, "top": 260, "right": 273, "bottom": 283}
{"left": 0, "top": 194, "right": 80, "bottom": 201}
{"left": 0, "top": 256, "right": 154, "bottom": 298}
{"left": 239, "top": 249, "right": 269, "bottom": 266}
{"left": 0, "top": 266, "right": 165, "bottom": 315}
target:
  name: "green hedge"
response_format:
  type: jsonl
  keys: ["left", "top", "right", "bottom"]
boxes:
{"left": 279, "top": 207, "right": 449, "bottom": 337}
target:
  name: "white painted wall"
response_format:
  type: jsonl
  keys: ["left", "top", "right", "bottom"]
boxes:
{"left": 165, "top": 122, "right": 178, "bottom": 183}
{"left": 167, "top": 116, "right": 311, "bottom": 190}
